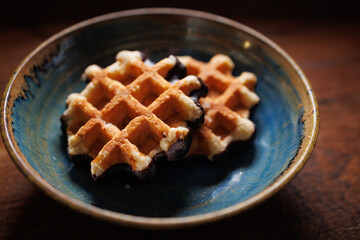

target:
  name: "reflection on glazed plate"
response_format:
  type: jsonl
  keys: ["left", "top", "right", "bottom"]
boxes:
{"left": 1, "top": 8, "right": 318, "bottom": 228}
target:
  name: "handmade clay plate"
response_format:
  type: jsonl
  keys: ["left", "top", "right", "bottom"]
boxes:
{"left": 1, "top": 8, "right": 319, "bottom": 229}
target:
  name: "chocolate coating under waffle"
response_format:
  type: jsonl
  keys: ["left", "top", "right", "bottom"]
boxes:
{"left": 178, "top": 54, "right": 260, "bottom": 159}
{"left": 61, "top": 50, "right": 207, "bottom": 179}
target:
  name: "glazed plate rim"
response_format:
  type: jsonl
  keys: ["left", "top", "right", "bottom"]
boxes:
{"left": 1, "top": 8, "right": 319, "bottom": 229}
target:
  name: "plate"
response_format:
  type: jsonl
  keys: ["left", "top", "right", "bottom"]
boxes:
{"left": 1, "top": 8, "right": 319, "bottom": 229}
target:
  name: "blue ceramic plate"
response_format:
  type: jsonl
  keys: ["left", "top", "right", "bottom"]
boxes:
{"left": 1, "top": 8, "right": 319, "bottom": 228}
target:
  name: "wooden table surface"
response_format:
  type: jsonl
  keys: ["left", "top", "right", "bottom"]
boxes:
{"left": 1, "top": 3, "right": 359, "bottom": 239}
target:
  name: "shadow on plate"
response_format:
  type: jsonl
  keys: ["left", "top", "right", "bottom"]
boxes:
{"left": 63, "top": 129, "right": 256, "bottom": 217}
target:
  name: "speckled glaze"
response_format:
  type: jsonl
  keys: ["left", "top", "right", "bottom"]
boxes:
{"left": 1, "top": 8, "right": 319, "bottom": 229}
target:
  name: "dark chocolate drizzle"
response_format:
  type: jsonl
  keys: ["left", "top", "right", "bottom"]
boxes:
{"left": 187, "top": 77, "right": 208, "bottom": 129}
{"left": 153, "top": 130, "right": 194, "bottom": 163}
{"left": 189, "top": 76, "right": 208, "bottom": 101}
{"left": 139, "top": 51, "right": 147, "bottom": 62}
{"left": 92, "top": 164, "right": 132, "bottom": 182}
{"left": 165, "top": 55, "right": 187, "bottom": 83}
{"left": 60, "top": 115, "right": 67, "bottom": 137}
{"left": 140, "top": 51, "right": 156, "bottom": 67}
{"left": 164, "top": 56, "right": 208, "bottom": 129}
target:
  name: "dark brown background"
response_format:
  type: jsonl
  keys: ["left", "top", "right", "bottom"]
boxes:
{"left": 1, "top": 1, "right": 359, "bottom": 239}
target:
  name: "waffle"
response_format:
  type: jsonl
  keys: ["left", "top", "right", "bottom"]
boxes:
{"left": 61, "top": 50, "right": 207, "bottom": 179}
{"left": 178, "top": 54, "right": 260, "bottom": 159}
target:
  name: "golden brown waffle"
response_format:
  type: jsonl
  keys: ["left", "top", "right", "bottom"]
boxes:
{"left": 178, "top": 54, "right": 260, "bottom": 159}
{"left": 61, "top": 50, "right": 207, "bottom": 179}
